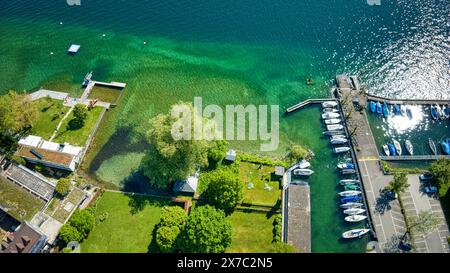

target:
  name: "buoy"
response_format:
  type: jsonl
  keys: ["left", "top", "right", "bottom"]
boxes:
{"left": 60, "top": 22, "right": 63, "bottom": 25}
{"left": 144, "top": 41, "right": 147, "bottom": 45}
{"left": 50, "top": 52, "right": 54, "bottom": 55}
{"left": 102, "top": 34, "right": 106, "bottom": 37}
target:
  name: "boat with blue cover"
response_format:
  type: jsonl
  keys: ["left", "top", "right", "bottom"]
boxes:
{"left": 337, "top": 163, "right": 354, "bottom": 169}
{"left": 406, "top": 106, "right": 413, "bottom": 119}
{"left": 393, "top": 104, "right": 401, "bottom": 115}
{"left": 382, "top": 102, "right": 390, "bottom": 118}
{"left": 369, "top": 101, "right": 376, "bottom": 113}
{"left": 431, "top": 105, "right": 439, "bottom": 120}
{"left": 442, "top": 139, "right": 450, "bottom": 155}
{"left": 376, "top": 102, "right": 382, "bottom": 114}
{"left": 388, "top": 143, "right": 396, "bottom": 156}
{"left": 341, "top": 196, "right": 363, "bottom": 203}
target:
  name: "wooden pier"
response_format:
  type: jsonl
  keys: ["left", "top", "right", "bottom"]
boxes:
{"left": 93, "top": 81, "right": 127, "bottom": 89}
{"left": 285, "top": 98, "right": 338, "bottom": 113}
{"left": 380, "top": 155, "right": 450, "bottom": 161}
{"left": 367, "top": 94, "right": 449, "bottom": 105}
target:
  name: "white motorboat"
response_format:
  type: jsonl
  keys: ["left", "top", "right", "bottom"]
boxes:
{"left": 298, "top": 159, "right": 311, "bottom": 169}
{"left": 323, "top": 130, "right": 345, "bottom": 136}
{"left": 334, "top": 147, "right": 350, "bottom": 154}
{"left": 437, "top": 105, "right": 445, "bottom": 120}
{"left": 327, "top": 124, "right": 344, "bottom": 131}
{"left": 322, "top": 101, "right": 338, "bottom": 108}
{"left": 343, "top": 208, "right": 365, "bottom": 215}
{"left": 393, "top": 139, "right": 402, "bottom": 156}
{"left": 330, "top": 135, "right": 347, "bottom": 140}
{"left": 322, "top": 112, "right": 340, "bottom": 119}
{"left": 330, "top": 138, "right": 348, "bottom": 145}
{"left": 400, "top": 105, "right": 406, "bottom": 116}
{"left": 337, "top": 162, "right": 354, "bottom": 169}
{"left": 382, "top": 144, "right": 390, "bottom": 156}
{"left": 342, "top": 229, "right": 370, "bottom": 239}
{"left": 293, "top": 168, "right": 314, "bottom": 176}
{"left": 405, "top": 140, "right": 414, "bottom": 155}
{"left": 324, "top": 118, "right": 341, "bottom": 125}
{"left": 340, "top": 179, "right": 360, "bottom": 185}
{"left": 339, "top": 190, "right": 362, "bottom": 197}
{"left": 341, "top": 168, "right": 356, "bottom": 175}
{"left": 340, "top": 202, "right": 364, "bottom": 209}
{"left": 344, "top": 215, "right": 368, "bottom": 223}
{"left": 323, "top": 108, "right": 339, "bottom": 113}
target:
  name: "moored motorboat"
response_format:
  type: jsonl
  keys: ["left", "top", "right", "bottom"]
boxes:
{"left": 343, "top": 208, "right": 365, "bottom": 215}
{"left": 330, "top": 138, "right": 348, "bottom": 145}
{"left": 341, "top": 196, "right": 363, "bottom": 203}
{"left": 337, "top": 163, "right": 354, "bottom": 169}
{"left": 431, "top": 105, "right": 439, "bottom": 120}
{"left": 340, "top": 202, "right": 363, "bottom": 209}
{"left": 441, "top": 139, "right": 450, "bottom": 155}
{"left": 376, "top": 102, "right": 382, "bottom": 114}
{"left": 323, "top": 108, "right": 339, "bottom": 113}
{"left": 340, "top": 179, "right": 360, "bottom": 185}
{"left": 324, "top": 118, "right": 341, "bottom": 125}
{"left": 339, "top": 190, "right": 362, "bottom": 197}
{"left": 322, "top": 101, "right": 338, "bottom": 108}
{"left": 393, "top": 139, "right": 402, "bottom": 156}
{"left": 388, "top": 143, "right": 396, "bottom": 156}
{"left": 393, "top": 104, "right": 401, "bottom": 115}
{"left": 344, "top": 184, "right": 360, "bottom": 191}
{"left": 342, "top": 229, "right": 370, "bottom": 239}
{"left": 345, "top": 215, "right": 368, "bottom": 223}
{"left": 327, "top": 124, "right": 344, "bottom": 131}
{"left": 406, "top": 106, "right": 413, "bottom": 119}
{"left": 405, "top": 140, "right": 414, "bottom": 155}
{"left": 369, "top": 101, "right": 376, "bottom": 113}
{"left": 323, "top": 130, "right": 345, "bottom": 136}
{"left": 437, "top": 105, "right": 445, "bottom": 120}
{"left": 341, "top": 168, "right": 356, "bottom": 175}
{"left": 382, "top": 102, "right": 390, "bottom": 118}
{"left": 293, "top": 168, "right": 314, "bottom": 176}
{"left": 400, "top": 105, "right": 406, "bottom": 116}
{"left": 429, "top": 138, "right": 437, "bottom": 155}
{"left": 298, "top": 159, "right": 311, "bottom": 169}
{"left": 334, "top": 146, "right": 350, "bottom": 154}
{"left": 322, "top": 112, "right": 340, "bottom": 119}
{"left": 443, "top": 105, "right": 450, "bottom": 119}
{"left": 382, "top": 144, "right": 390, "bottom": 156}
{"left": 330, "top": 134, "right": 347, "bottom": 140}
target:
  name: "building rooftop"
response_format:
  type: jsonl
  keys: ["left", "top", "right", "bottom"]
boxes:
{"left": 173, "top": 172, "right": 199, "bottom": 194}
{"left": 16, "top": 145, "right": 74, "bottom": 168}
{"left": 5, "top": 164, "right": 55, "bottom": 201}
{"left": 18, "top": 135, "right": 42, "bottom": 147}
{"left": 0, "top": 222, "right": 47, "bottom": 253}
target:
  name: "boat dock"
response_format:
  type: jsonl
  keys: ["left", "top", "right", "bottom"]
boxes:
{"left": 366, "top": 94, "right": 449, "bottom": 105}
{"left": 285, "top": 98, "right": 338, "bottom": 113}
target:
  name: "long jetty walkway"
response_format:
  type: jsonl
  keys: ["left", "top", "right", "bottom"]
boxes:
{"left": 367, "top": 94, "right": 449, "bottom": 105}
{"left": 285, "top": 98, "right": 337, "bottom": 113}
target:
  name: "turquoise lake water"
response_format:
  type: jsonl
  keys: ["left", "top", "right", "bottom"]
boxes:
{"left": 0, "top": 0, "right": 448, "bottom": 253}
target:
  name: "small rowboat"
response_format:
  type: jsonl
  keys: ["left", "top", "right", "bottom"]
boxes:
{"left": 342, "top": 229, "right": 370, "bottom": 239}
{"left": 344, "top": 215, "right": 367, "bottom": 223}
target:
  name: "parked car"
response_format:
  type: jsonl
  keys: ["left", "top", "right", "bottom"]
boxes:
{"left": 385, "top": 190, "right": 398, "bottom": 199}
{"left": 399, "top": 241, "right": 413, "bottom": 252}
{"left": 419, "top": 173, "right": 434, "bottom": 181}
{"left": 424, "top": 186, "right": 438, "bottom": 194}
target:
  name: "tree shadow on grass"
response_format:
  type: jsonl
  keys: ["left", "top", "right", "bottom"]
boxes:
{"left": 67, "top": 118, "right": 84, "bottom": 131}
{"left": 147, "top": 223, "right": 160, "bottom": 253}
{"left": 266, "top": 199, "right": 282, "bottom": 219}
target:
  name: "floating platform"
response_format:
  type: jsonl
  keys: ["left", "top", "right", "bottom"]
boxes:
{"left": 68, "top": 44, "right": 80, "bottom": 54}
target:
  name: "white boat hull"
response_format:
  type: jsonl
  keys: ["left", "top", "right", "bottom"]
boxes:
{"left": 345, "top": 215, "right": 368, "bottom": 223}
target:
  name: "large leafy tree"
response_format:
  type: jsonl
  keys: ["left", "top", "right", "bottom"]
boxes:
{"left": 55, "top": 178, "right": 72, "bottom": 197}
{"left": 66, "top": 209, "right": 95, "bottom": 239}
{"left": 71, "top": 104, "right": 88, "bottom": 128}
{"left": 58, "top": 224, "right": 83, "bottom": 244}
{"left": 430, "top": 159, "right": 450, "bottom": 197}
{"left": 288, "top": 144, "right": 308, "bottom": 161}
{"left": 385, "top": 173, "right": 410, "bottom": 194}
{"left": 159, "top": 206, "right": 188, "bottom": 228}
{"left": 208, "top": 140, "right": 227, "bottom": 164}
{"left": 0, "top": 90, "right": 39, "bottom": 134}
{"left": 204, "top": 169, "right": 243, "bottom": 214}
{"left": 154, "top": 206, "right": 187, "bottom": 253}
{"left": 177, "top": 205, "right": 232, "bottom": 253}
{"left": 141, "top": 102, "right": 218, "bottom": 189}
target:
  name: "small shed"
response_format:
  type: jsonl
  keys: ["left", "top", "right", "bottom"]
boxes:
{"left": 68, "top": 44, "right": 81, "bottom": 54}
{"left": 173, "top": 172, "right": 199, "bottom": 195}
{"left": 274, "top": 166, "right": 285, "bottom": 177}
{"left": 225, "top": 149, "right": 237, "bottom": 162}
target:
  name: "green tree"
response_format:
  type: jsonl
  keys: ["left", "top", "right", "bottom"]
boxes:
{"left": 141, "top": 102, "right": 218, "bottom": 189}
{"left": 204, "top": 169, "right": 243, "bottom": 214}
{"left": 0, "top": 90, "right": 39, "bottom": 134}
{"left": 67, "top": 209, "right": 95, "bottom": 239}
{"left": 430, "top": 159, "right": 450, "bottom": 197}
{"left": 177, "top": 205, "right": 232, "bottom": 253}
{"left": 159, "top": 206, "right": 188, "bottom": 228}
{"left": 385, "top": 173, "right": 410, "bottom": 194}
{"left": 208, "top": 140, "right": 227, "bottom": 164}
{"left": 156, "top": 225, "right": 181, "bottom": 253}
{"left": 58, "top": 224, "right": 83, "bottom": 244}
{"left": 267, "top": 242, "right": 298, "bottom": 253}
{"left": 55, "top": 178, "right": 72, "bottom": 197}
{"left": 288, "top": 144, "right": 308, "bottom": 161}
{"left": 72, "top": 104, "right": 88, "bottom": 127}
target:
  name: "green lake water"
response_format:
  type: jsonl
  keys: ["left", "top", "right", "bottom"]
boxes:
{"left": 1, "top": 0, "right": 448, "bottom": 253}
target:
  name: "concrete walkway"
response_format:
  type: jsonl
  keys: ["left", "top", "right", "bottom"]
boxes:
{"left": 49, "top": 106, "right": 74, "bottom": 141}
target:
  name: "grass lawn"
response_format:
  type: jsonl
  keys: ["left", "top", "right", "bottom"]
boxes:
{"left": 81, "top": 191, "right": 171, "bottom": 253}
{"left": 53, "top": 106, "right": 103, "bottom": 146}
{"left": 0, "top": 177, "right": 45, "bottom": 221}
{"left": 239, "top": 162, "right": 281, "bottom": 207}
{"left": 88, "top": 86, "right": 122, "bottom": 103}
{"left": 30, "top": 98, "right": 69, "bottom": 140}
{"left": 227, "top": 210, "right": 276, "bottom": 253}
